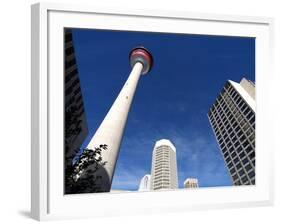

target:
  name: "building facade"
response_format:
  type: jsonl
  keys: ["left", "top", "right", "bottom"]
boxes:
{"left": 208, "top": 78, "right": 255, "bottom": 186}
{"left": 150, "top": 139, "right": 178, "bottom": 190}
{"left": 184, "top": 178, "right": 199, "bottom": 188}
{"left": 138, "top": 174, "right": 151, "bottom": 191}
{"left": 64, "top": 29, "right": 88, "bottom": 193}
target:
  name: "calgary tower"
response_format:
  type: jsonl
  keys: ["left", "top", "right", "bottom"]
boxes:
{"left": 75, "top": 47, "right": 153, "bottom": 192}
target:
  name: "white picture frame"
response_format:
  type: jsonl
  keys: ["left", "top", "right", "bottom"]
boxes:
{"left": 31, "top": 2, "right": 274, "bottom": 221}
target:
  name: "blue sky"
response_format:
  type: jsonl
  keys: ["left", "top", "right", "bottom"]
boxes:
{"left": 71, "top": 28, "right": 255, "bottom": 191}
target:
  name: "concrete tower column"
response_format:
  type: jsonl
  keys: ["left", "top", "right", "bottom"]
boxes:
{"left": 81, "top": 47, "right": 153, "bottom": 192}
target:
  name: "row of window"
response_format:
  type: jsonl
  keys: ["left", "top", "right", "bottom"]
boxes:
{"left": 65, "top": 56, "right": 76, "bottom": 69}
{"left": 155, "top": 151, "right": 170, "bottom": 155}
{"left": 65, "top": 45, "right": 74, "bottom": 56}
{"left": 155, "top": 154, "right": 170, "bottom": 159}
{"left": 153, "top": 178, "right": 171, "bottom": 183}
{"left": 153, "top": 183, "right": 170, "bottom": 188}
{"left": 154, "top": 163, "right": 170, "bottom": 168}
{"left": 65, "top": 76, "right": 81, "bottom": 96}
{"left": 154, "top": 168, "right": 170, "bottom": 172}
{"left": 155, "top": 159, "right": 170, "bottom": 164}
{"left": 65, "top": 67, "right": 78, "bottom": 83}
{"left": 210, "top": 86, "right": 255, "bottom": 129}
{"left": 155, "top": 152, "right": 170, "bottom": 157}
{"left": 154, "top": 170, "right": 170, "bottom": 175}
{"left": 210, "top": 91, "right": 255, "bottom": 152}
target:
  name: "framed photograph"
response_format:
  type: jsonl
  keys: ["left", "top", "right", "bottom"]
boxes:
{"left": 31, "top": 2, "right": 274, "bottom": 221}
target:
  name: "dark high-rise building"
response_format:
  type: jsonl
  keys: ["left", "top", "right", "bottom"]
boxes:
{"left": 208, "top": 78, "right": 255, "bottom": 186}
{"left": 64, "top": 29, "right": 88, "bottom": 190}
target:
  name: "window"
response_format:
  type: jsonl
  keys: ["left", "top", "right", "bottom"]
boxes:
{"left": 234, "top": 141, "right": 240, "bottom": 147}
{"left": 243, "top": 140, "right": 250, "bottom": 148}
{"left": 242, "top": 175, "right": 248, "bottom": 183}
{"left": 250, "top": 117, "right": 255, "bottom": 125}
{"left": 230, "top": 168, "right": 236, "bottom": 175}
{"left": 239, "top": 169, "right": 245, "bottom": 176}
{"left": 65, "top": 68, "right": 78, "bottom": 82}
{"left": 236, "top": 146, "right": 243, "bottom": 154}
{"left": 246, "top": 128, "right": 253, "bottom": 136}
{"left": 238, "top": 100, "right": 244, "bottom": 108}
{"left": 236, "top": 163, "right": 242, "bottom": 170}
{"left": 223, "top": 152, "right": 228, "bottom": 160}
{"left": 239, "top": 151, "right": 245, "bottom": 159}
{"left": 241, "top": 104, "right": 247, "bottom": 111}
{"left": 233, "top": 157, "right": 239, "bottom": 164}
{"left": 66, "top": 58, "right": 76, "bottom": 68}
{"left": 248, "top": 170, "right": 255, "bottom": 179}
{"left": 246, "top": 111, "right": 254, "bottom": 120}
{"left": 245, "top": 163, "right": 252, "bottom": 171}
{"left": 228, "top": 161, "right": 234, "bottom": 168}
{"left": 252, "top": 159, "right": 255, "bottom": 166}
{"left": 240, "top": 135, "right": 246, "bottom": 142}
{"left": 243, "top": 107, "right": 250, "bottom": 116}
{"left": 235, "top": 126, "right": 240, "bottom": 132}
{"left": 242, "top": 157, "right": 249, "bottom": 165}
{"left": 226, "top": 157, "right": 231, "bottom": 163}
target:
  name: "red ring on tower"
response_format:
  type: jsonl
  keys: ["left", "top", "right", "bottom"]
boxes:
{"left": 129, "top": 47, "right": 153, "bottom": 75}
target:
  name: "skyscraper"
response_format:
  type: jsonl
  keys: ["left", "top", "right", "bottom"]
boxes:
{"left": 64, "top": 30, "right": 88, "bottom": 162}
{"left": 208, "top": 78, "right": 255, "bottom": 186}
{"left": 184, "top": 178, "right": 199, "bottom": 188}
{"left": 150, "top": 139, "right": 178, "bottom": 190}
{"left": 138, "top": 174, "right": 151, "bottom": 191}
{"left": 64, "top": 29, "right": 88, "bottom": 194}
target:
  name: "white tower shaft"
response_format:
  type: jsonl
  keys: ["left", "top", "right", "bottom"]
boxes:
{"left": 86, "top": 62, "right": 144, "bottom": 191}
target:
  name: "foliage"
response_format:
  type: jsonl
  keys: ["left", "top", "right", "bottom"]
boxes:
{"left": 65, "top": 144, "right": 108, "bottom": 194}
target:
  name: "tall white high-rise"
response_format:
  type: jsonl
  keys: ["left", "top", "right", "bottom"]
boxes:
{"left": 150, "top": 139, "right": 178, "bottom": 190}
{"left": 138, "top": 174, "right": 151, "bottom": 191}
{"left": 75, "top": 47, "right": 153, "bottom": 192}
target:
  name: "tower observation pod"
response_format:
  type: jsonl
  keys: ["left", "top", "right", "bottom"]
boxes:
{"left": 75, "top": 47, "right": 153, "bottom": 192}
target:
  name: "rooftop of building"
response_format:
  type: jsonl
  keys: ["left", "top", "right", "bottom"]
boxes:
{"left": 184, "top": 178, "right": 199, "bottom": 185}
{"left": 229, "top": 78, "right": 256, "bottom": 112}
{"left": 154, "top": 139, "right": 176, "bottom": 152}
